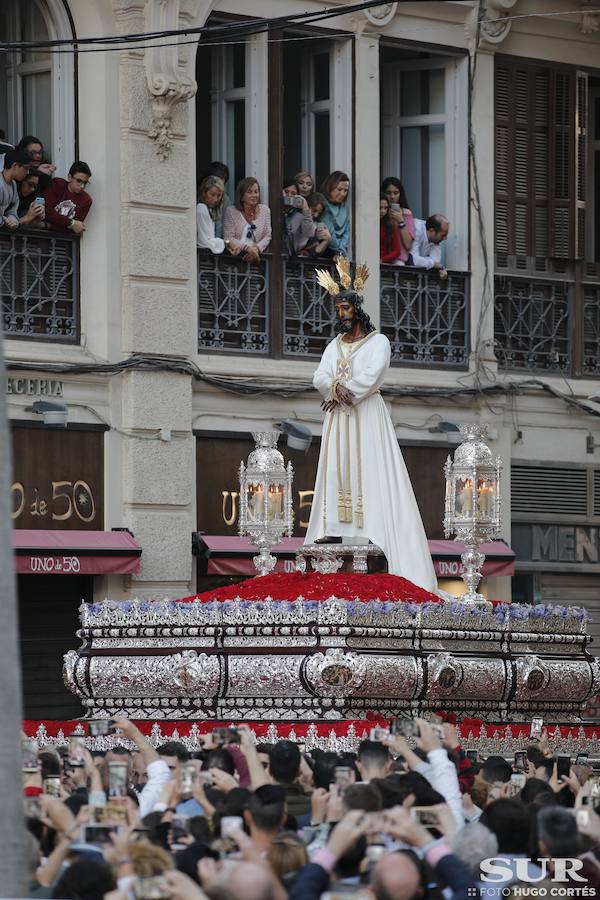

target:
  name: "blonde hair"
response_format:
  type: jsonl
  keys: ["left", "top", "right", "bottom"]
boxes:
{"left": 266, "top": 832, "right": 308, "bottom": 881}
{"left": 127, "top": 841, "right": 173, "bottom": 876}
{"left": 199, "top": 175, "right": 225, "bottom": 220}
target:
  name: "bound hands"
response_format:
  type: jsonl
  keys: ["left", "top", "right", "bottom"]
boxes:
{"left": 321, "top": 384, "right": 355, "bottom": 412}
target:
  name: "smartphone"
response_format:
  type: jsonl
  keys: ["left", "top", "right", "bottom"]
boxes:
{"left": 220, "top": 815, "right": 243, "bottom": 840}
{"left": 334, "top": 766, "right": 353, "bottom": 790}
{"left": 34, "top": 196, "right": 45, "bottom": 206}
{"left": 22, "top": 739, "right": 39, "bottom": 774}
{"left": 88, "top": 719, "right": 115, "bottom": 737}
{"left": 226, "top": 727, "right": 241, "bottom": 744}
{"left": 465, "top": 749, "right": 478, "bottom": 763}
{"left": 390, "top": 719, "right": 418, "bottom": 738}
{"left": 510, "top": 773, "right": 526, "bottom": 795}
{"left": 411, "top": 807, "right": 439, "bottom": 828}
{"left": 108, "top": 760, "right": 129, "bottom": 797}
{"left": 170, "top": 815, "right": 190, "bottom": 842}
{"left": 576, "top": 753, "right": 589, "bottom": 766}
{"left": 390, "top": 203, "right": 401, "bottom": 211}
{"left": 514, "top": 750, "right": 528, "bottom": 772}
{"left": 369, "top": 727, "right": 389, "bottom": 742}
{"left": 577, "top": 809, "right": 590, "bottom": 828}
{"left": 133, "top": 875, "right": 170, "bottom": 900}
{"left": 557, "top": 756, "right": 571, "bottom": 779}
{"left": 213, "top": 727, "right": 229, "bottom": 745}
{"left": 43, "top": 775, "right": 62, "bottom": 797}
{"left": 83, "top": 824, "right": 116, "bottom": 845}
{"left": 68, "top": 736, "right": 86, "bottom": 768}
{"left": 179, "top": 763, "right": 196, "bottom": 794}
{"left": 530, "top": 717, "right": 544, "bottom": 740}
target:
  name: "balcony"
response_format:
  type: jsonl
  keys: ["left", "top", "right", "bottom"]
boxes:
{"left": 494, "top": 263, "right": 600, "bottom": 376}
{"left": 198, "top": 250, "right": 470, "bottom": 366}
{"left": 1, "top": 228, "right": 79, "bottom": 342}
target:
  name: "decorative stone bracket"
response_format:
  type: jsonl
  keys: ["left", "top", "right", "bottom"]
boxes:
{"left": 579, "top": 0, "right": 600, "bottom": 34}
{"left": 477, "top": 0, "right": 518, "bottom": 47}
{"left": 144, "top": 0, "right": 198, "bottom": 160}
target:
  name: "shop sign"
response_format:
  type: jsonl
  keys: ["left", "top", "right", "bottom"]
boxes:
{"left": 512, "top": 523, "right": 600, "bottom": 565}
{"left": 6, "top": 377, "right": 63, "bottom": 397}
{"left": 11, "top": 427, "right": 104, "bottom": 530}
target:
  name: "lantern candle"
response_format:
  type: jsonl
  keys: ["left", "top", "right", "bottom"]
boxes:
{"left": 249, "top": 484, "right": 264, "bottom": 520}
{"left": 458, "top": 479, "right": 473, "bottom": 517}
{"left": 477, "top": 482, "right": 493, "bottom": 517}
{"left": 268, "top": 485, "right": 283, "bottom": 520}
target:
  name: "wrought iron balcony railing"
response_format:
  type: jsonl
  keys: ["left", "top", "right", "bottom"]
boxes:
{"left": 494, "top": 263, "right": 600, "bottom": 376}
{"left": 1, "top": 228, "right": 79, "bottom": 342}
{"left": 198, "top": 250, "right": 470, "bottom": 366}
{"left": 380, "top": 264, "right": 469, "bottom": 368}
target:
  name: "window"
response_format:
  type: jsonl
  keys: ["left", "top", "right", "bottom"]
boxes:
{"left": 0, "top": 0, "right": 74, "bottom": 172}
{"left": 302, "top": 50, "right": 331, "bottom": 188}
{"left": 381, "top": 52, "right": 469, "bottom": 269}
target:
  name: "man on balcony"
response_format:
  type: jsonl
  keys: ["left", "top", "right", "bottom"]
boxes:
{"left": 304, "top": 259, "right": 437, "bottom": 593}
{"left": 1, "top": 149, "right": 33, "bottom": 229}
{"left": 410, "top": 214, "right": 449, "bottom": 280}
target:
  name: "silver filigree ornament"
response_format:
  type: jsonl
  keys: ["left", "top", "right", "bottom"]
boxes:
{"left": 238, "top": 432, "right": 294, "bottom": 575}
{"left": 444, "top": 424, "right": 502, "bottom": 604}
{"left": 304, "top": 649, "right": 367, "bottom": 698}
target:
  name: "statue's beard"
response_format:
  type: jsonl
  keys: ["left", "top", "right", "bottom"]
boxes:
{"left": 335, "top": 316, "right": 355, "bottom": 335}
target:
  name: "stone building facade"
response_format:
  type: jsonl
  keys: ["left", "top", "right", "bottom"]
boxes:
{"left": 4, "top": 1, "right": 600, "bottom": 681}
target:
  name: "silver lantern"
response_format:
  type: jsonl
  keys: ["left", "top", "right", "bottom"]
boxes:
{"left": 443, "top": 423, "right": 502, "bottom": 604}
{"left": 238, "top": 431, "right": 294, "bottom": 576}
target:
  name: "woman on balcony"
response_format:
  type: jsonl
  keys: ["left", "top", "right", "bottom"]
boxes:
{"left": 320, "top": 170, "right": 350, "bottom": 259}
{"left": 17, "top": 170, "right": 45, "bottom": 230}
{"left": 196, "top": 175, "right": 226, "bottom": 254}
{"left": 381, "top": 177, "right": 415, "bottom": 265}
{"left": 379, "top": 195, "right": 402, "bottom": 264}
{"left": 224, "top": 177, "right": 272, "bottom": 264}
{"left": 294, "top": 170, "right": 314, "bottom": 199}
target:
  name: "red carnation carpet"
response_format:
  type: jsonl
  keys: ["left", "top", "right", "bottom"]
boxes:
{"left": 180, "top": 571, "right": 440, "bottom": 604}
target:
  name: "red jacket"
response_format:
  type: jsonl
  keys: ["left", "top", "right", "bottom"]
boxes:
{"left": 380, "top": 220, "right": 401, "bottom": 263}
{"left": 43, "top": 178, "right": 92, "bottom": 231}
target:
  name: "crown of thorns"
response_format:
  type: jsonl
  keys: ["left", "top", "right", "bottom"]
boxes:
{"left": 315, "top": 257, "right": 370, "bottom": 298}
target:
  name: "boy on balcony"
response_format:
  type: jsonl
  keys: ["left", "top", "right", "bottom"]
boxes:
{"left": 1, "top": 149, "right": 33, "bottom": 230}
{"left": 43, "top": 161, "right": 93, "bottom": 234}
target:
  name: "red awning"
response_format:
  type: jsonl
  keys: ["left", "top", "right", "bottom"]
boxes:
{"left": 13, "top": 529, "right": 142, "bottom": 575}
{"left": 196, "top": 536, "right": 515, "bottom": 578}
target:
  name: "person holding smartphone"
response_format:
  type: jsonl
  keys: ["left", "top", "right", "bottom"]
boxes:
{"left": 381, "top": 176, "right": 415, "bottom": 264}
{"left": 17, "top": 170, "right": 45, "bottom": 229}
{"left": 282, "top": 176, "right": 316, "bottom": 256}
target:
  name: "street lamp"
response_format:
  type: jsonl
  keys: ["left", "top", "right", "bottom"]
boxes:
{"left": 238, "top": 431, "right": 294, "bottom": 576}
{"left": 443, "top": 423, "right": 502, "bottom": 604}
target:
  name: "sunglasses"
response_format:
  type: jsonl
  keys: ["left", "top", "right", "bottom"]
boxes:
{"left": 246, "top": 223, "right": 256, "bottom": 241}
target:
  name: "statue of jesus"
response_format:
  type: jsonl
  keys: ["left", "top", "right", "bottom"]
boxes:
{"left": 304, "top": 259, "right": 437, "bottom": 593}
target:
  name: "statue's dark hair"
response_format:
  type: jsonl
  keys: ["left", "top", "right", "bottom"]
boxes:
{"left": 334, "top": 290, "right": 376, "bottom": 335}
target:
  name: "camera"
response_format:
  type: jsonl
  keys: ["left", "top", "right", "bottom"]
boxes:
{"left": 411, "top": 807, "right": 439, "bottom": 828}
{"left": 220, "top": 815, "right": 244, "bottom": 841}
{"left": 334, "top": 766, "right": 353, "bottom": 790}
{"left": 22, "top": 739, "right": 39, "bottom": 774}
{"left": 283, "top": 194, "right": 304, "bottom": 208}
{"left": 43, "top": 776, "right": 62, "bottom": 797}
{"left": 68, "top": 736, "right": 86, "bottom": 768}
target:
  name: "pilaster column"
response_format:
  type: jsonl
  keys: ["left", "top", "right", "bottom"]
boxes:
{"left": 353, "top": 31, "right": 381, "bottom": 329}
{"left": 109, "top": 0, "right": 201, "bottom": 597}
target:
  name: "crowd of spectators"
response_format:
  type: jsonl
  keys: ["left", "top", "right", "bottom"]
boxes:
{"left": 197, "top": 163, "right": 450, "bottom": 276}
{"left": 20, "top": 716, "right": 600, "bottom": 900}
{"left": 0, "top": 133, "right": 93, "bottom": 236}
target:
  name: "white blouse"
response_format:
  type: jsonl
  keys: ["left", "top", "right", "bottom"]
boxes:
{"left": 196, "top": 203, "right": 225, "bottom": 254}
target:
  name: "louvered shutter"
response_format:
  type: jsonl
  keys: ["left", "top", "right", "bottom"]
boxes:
{"left": 576, "top": 70, "right": 589, "bottom": 259}
{"left": 495, "top": 58, "right": 580, "bottom": 269}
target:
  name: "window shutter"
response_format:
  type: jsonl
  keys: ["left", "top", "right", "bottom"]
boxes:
{"left": 576, "top": 70, "right": 588, "bottom": 260}
{"left": 495, "top": 58, "right": 581, "bottom": 269}
{"left": 549, "top": 70, "right": 575, "bottom": 259}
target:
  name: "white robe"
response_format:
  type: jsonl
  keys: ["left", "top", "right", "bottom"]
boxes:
{"left": 305, "top": 332, "right": 438, "bottom": 593}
